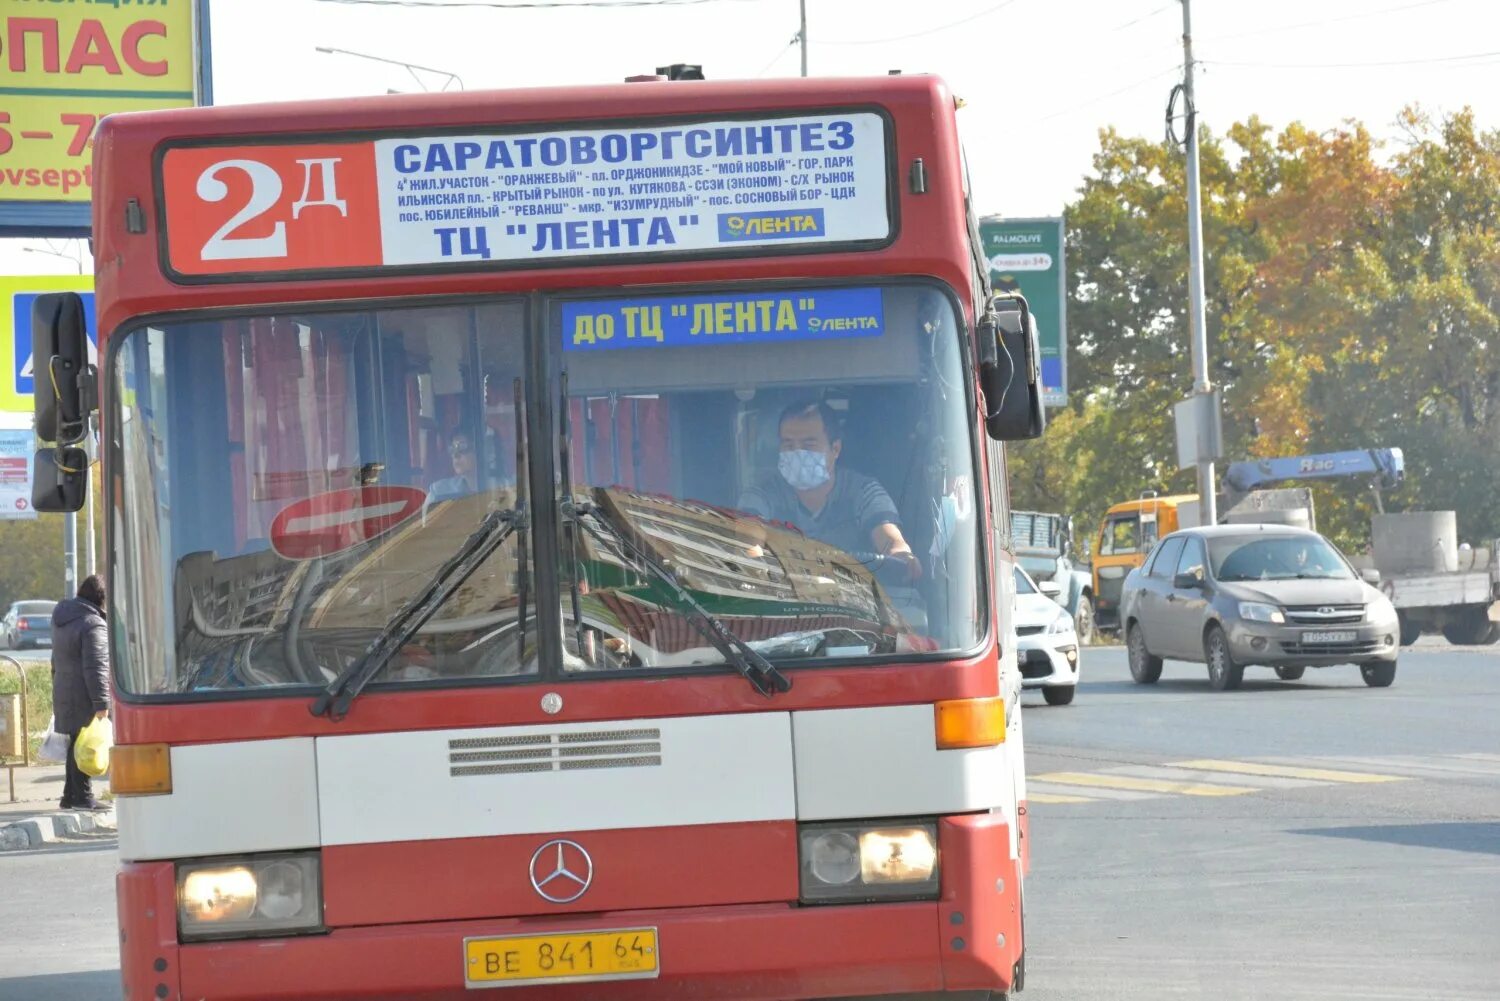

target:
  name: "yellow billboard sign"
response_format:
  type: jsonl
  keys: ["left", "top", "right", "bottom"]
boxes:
{"left": 0, "top": 2, "right": 201, "bottom": 205}
{"left": 0, "top": 273, "right": 95, "bottom": 414}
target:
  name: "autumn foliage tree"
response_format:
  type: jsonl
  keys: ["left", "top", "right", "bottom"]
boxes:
{"left": 1009, "top": 108, "right": 1500, "bottom": 552}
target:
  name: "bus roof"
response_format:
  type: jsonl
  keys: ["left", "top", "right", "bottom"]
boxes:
{"left": 92, "top": 75, "right": 978, "bottom": 337}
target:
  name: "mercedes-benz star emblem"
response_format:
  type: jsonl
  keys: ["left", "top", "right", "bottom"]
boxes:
{"left": 529, "top": 839, "right": 593, "bottom": 903}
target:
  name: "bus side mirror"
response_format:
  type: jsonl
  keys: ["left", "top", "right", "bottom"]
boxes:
{"left": 31, "top": 293, "right": 93, "bottom": 514}
{"left": 32, "top": 446, "right": 88, "bottom": 513}
{"left": 977, "top": 294, "right": 1045, "bottom": 441}
{"left": 32, "top": 292, "right": 94, "bottom": 445}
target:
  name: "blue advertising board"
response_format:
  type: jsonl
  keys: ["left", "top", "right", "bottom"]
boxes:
{"left": 562, "top": 287, "right": 885, "bottom": 352}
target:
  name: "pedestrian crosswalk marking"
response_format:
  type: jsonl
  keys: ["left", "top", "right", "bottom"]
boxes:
{"left": 1172, "top": 759, "right": 1404, "bottom": 784}
{"left": 1027, "top": 781, "right": 1156, "bottom": 802}
{"left": 1025, "top": 755, "right": 1487, "bottom": 806}
{"left": 1033, "top": 771, "right": 1253, "bottom": 797}
{"left": 1028, "top": 792, "right": 1096, "bottom": 804}
{"left": 1111, "top": 764, "right": 1322, "bottom": 789}
{"left": 1268, "top": 754, "right": 1500, "bottom": 779}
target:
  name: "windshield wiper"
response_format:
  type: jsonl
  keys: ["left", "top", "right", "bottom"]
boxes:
{"left": 309, "top": 504, "right": 525, "bottom": 721}
{"left": 562, "top": 491, "right": 791, "bottom": 698}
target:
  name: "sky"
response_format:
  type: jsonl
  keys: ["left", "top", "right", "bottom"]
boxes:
{"left": 2, "top": 0, "right": 1497, "bottom": 275}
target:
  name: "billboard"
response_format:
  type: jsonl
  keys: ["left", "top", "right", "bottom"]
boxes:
{"left": 0, "top": 274, "right": 96, "bottom": 414}
{"left": 980, "top": 216, "right": 1067, "bottom": 407}
{"left": 0, "top": 427, "right": 36, "bottom": 520}
{"left": 0, "top": 0, "right": 212, "bottom": 235}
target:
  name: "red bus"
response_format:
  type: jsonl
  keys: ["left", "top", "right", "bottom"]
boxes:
{"left": 34, "top": 71, "right": 1045, "bottom": 1001}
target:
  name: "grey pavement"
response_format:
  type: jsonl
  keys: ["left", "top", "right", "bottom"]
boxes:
{"left": 1019, "top": 639, "right": 1500, "bottom": 1000}
{"left": 0, "top": 839, "right": 119, "bottom": 1001}
{"left": 1, "top": 639, "right": 1496, "bottom": 1000}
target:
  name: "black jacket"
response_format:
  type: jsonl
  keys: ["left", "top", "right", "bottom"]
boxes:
{"left": 51, "top": 596, "right": 109, "bottom": 732}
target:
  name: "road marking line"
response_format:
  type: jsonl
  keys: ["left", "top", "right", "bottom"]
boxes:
{"left": 1027, "top": 792, "right": 1097, "bottom": 804}
{"left": 1027, "top": 781, "right": 1158, "bottom": 801}
{"left": 1457, "top": 753, "right": 1500, "bottom": 763}
{"left": 1286, "top": 754, "right": 1500, "bottom": 779}
{"left": 1172, "top": 759, "right": 1404, "bottom": 784}
{"left": 1032, "top": 771, "right": 1252, "bottom": 797}
{"left": 1110, "top": 765, "right": 1322, "bottom": 789}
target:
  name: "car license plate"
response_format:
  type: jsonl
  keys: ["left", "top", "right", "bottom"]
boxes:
{"left": 1303, "top": 630, "right": 1356, "bottom": 644}
{"left": 464, "top": 927, "right": 659, "bottom": 988}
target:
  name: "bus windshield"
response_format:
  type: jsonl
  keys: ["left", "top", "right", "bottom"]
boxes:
{"left": 109, "top": 283, "right": 982, "bottom": 697}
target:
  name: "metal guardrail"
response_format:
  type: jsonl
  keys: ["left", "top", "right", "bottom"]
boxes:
{"left": 1, "top": 654, "right": 30, "bottom": 803}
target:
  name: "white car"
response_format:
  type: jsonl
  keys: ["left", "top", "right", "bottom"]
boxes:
{"left": 1014, "top": 565, "right": 1080, "bottom": 705}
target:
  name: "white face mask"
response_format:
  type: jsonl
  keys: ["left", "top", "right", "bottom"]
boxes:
{"left": 779, "top": 449, "right": 831, "bottom": 491}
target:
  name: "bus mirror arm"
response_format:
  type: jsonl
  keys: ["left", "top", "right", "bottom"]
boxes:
{"left": 979, "top": 294, "right": 1046, "bottom": 442}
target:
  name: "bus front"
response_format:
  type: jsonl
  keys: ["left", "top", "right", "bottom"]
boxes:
{"left": 83, "top": 76, "right": 1040, "bottom": 1001}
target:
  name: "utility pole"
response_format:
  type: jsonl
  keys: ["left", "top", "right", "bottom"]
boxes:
{"left": 63, "top": 507, "right": 77, "bottom": 599}
{"left": 84, "top": 423, "right": 96, "bottom": 578}
{"left": 1180, "top": 0, "right": 1216, "bottom": 525}
{"left": 798, "top": 0, "right": 808, "bottom": 77}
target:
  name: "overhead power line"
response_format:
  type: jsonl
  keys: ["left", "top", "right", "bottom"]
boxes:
{"left": 1028, "top": 64, "right": 1183, "bottom": 125}
{"left": 1200, "top": 0, "right": 1457, "bottom": 44}
{"left": 1205, "top": 48, "right": 1500, "bottom": 70}
{"left": 755, "top": 38, "right": 798, "bottom": 76}
{"left": 1112, "top": 2, "right": 1175, "bottom": 32}
{"left": 819, "top": 0, "right": 1019, "bottom": 45}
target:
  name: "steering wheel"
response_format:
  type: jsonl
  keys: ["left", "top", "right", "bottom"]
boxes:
{"left": 841, "top": 550, "right": 922, "bottom": 588}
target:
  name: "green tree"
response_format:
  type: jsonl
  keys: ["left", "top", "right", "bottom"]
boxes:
{"left": 1011, "top": 108, "right": 1500, "bottom": 552}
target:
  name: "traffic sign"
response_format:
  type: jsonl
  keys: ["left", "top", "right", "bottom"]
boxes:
{"left": 979, "top": 217, "right": 1067, "bottom": 407}
{"left": 270, "top": 486, "right": 427, "bottom": 560}
{"left": 0, "top": 275, "right": 95, "bottom": 414}
{"left": 0, "top": 429, "right": 37, "bottom": 520}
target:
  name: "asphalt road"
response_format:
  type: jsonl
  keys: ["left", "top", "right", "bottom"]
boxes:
{"left": 1019, "top": 637, "right": 1500, "bottom": 1001}
{"left": 0, "top": 646, "right": 52, "bottom": 662}
{"left": 1, "top": 639, "right": 1496, "bottom": 1001}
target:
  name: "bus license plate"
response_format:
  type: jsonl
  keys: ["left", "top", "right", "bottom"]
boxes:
{"left": 464, "top": 927, "right": 659, "bottom": 988}
{"left": 1303, "top": 630, "right": 1356, "bottom": 644}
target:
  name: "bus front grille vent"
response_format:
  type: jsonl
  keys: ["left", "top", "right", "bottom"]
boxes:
{"left": 448, "top": 728, "right": 663, "bottom": 777}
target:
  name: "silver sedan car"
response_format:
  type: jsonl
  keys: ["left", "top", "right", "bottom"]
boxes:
{"left": 1119, "top": 525, "right": 1401, "bottom": 691}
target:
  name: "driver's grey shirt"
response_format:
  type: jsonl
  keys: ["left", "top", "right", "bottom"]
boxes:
{"left": 737, "top": 468, "right": 901, "bottom": 555}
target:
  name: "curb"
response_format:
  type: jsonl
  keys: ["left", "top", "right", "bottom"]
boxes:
{"left": 0, "top": 808, "right": 117, "bottom": 850}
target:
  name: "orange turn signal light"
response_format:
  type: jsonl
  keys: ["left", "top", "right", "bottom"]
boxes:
{"left": 109, "top": 743, "right": 172, "bottom": 796}
{"left": 934, "top": 698, "right": 1005, "bottom": 749}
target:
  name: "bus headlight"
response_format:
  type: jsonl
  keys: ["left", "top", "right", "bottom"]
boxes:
{"left": 177, "top": 853, "right": 323, "bottom": 941}
{"left": 799, "top": 821, "right": 939, "bottom": 903}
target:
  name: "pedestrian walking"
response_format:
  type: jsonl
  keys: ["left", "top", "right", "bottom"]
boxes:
{"left": 51, "top": 575, "right": 110, "bottom": 811}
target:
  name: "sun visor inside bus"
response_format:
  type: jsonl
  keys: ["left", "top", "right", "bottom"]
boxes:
{"left": 562, "top": 294, "right": 920, "bottom": 397}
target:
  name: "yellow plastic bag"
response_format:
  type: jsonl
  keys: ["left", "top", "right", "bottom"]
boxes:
{"left": 74, "top": 716, "right": 113, "bottom": 778}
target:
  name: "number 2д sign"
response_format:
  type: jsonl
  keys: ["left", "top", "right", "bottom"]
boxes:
{"left": 158, "top": 113, "right": 892, "bottom": 278}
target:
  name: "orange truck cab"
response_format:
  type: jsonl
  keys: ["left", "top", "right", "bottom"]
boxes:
{"left": 1091, "top": 494, "right": 1196, "bottom": 636}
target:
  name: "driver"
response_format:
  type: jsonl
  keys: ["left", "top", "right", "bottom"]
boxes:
{"left": 1289, "top": 538, "right": 1334, "bottom": 575}
{"left": 430, "top": 431, "right": 479, "bottom": 502}
{"left": 737, "top": 400, "right": 920, "bottom": 581}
